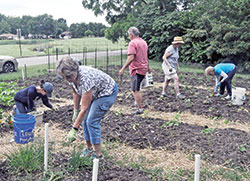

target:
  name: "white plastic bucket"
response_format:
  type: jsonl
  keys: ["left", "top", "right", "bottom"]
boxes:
{"left": 141, "top": 73, "right": 154, "bottom": 89}
{"left": 232, "top": 87, "right": 246, "bottom": 105}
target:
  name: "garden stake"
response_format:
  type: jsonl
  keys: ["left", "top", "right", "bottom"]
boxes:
{"left": 44, "top": 123, "right": 49, "bottom": 174}
{"left": 92, "top": 158, "right": 99, "bottom": 181}
{"left": 195, "top": 154, "right": 201, "bottom": 181}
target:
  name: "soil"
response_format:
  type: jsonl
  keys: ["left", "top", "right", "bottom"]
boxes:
{"left": 0, "top": 68, "right": 250, "bottom": 180}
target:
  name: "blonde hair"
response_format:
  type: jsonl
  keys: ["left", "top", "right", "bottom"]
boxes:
{"left": 56, "top": 56, "right": 79, "bottom": 78}
{"left": 205, "top": 66, "right": 214, "bottom": 76}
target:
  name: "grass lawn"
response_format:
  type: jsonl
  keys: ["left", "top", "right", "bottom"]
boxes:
{"left": 0, "top": 37, "right": 127, "bottom": 58}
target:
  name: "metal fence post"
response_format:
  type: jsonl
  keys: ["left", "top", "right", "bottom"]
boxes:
{"left": 48, "top": 48, "right": 50, "bottom": 73}
{"left": 68, "top": 48, "right": 70, "bottom": 55}
{"left": 95, "top": 48, "right": 97, "bottom": 68}
{"left": 106, "top": 48, "right": 109, "bottom": 73}
{"left": 56, "top": 48, "right": 58, "bottom": 61}
{"left": 120, "top": 48, "right": 123, "bottom": 68}
{"left": 24, "top": 64, "right": 27, "bottom": 78}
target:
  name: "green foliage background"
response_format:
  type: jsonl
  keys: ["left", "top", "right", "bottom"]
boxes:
{"left": 82, "top": 0, "right": 250, "bottom": 71}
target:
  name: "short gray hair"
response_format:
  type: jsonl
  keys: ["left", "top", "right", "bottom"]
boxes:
{"left": 128, "top": 27, "right": 140, "bottom": 36}
{"left": 56, "top": 56, "right": 79, "bottom": 78}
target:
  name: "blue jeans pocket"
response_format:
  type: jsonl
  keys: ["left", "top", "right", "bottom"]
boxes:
{"left": 100, "top": 103, "right": 110, "bottom": 111}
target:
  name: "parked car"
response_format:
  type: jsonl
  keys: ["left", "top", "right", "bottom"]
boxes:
{"left": 0, "top": 56, "right": 18, "bottom": 73}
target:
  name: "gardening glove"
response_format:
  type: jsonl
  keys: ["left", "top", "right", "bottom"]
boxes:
{"left": 72, "top": 109, "right": 80, "bottom": 122}
{"left": 217, "top": 82, "right": 221, "bottom": 87}
{"left": 66, "top": 128, "right": 77, "bottom": 143}
{"left": 169, "top": 67, "right": 173, "bottom": 72}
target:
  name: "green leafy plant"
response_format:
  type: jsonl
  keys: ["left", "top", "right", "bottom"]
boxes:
{"left": 161, "top": 113, "right": 180, "bottom": 128}
{"left": 0, "top": 82, "right": 23, "bottom": 107}
{"left": 201, "top": 128, "right": 215, "bottom": 135}
{"left": 240, "top": 144, "right": 246, "bottom": 152}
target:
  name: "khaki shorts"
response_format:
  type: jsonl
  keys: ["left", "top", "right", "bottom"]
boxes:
{"left": 162, "top": 63, "right": 178, "bottom": 80}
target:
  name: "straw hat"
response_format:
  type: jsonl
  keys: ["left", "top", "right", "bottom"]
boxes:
{"left": 205, "top": 66, "right": 214, "bottom": 76}
{"left": 172, "top": 36, "right": 184, "bottom": 44}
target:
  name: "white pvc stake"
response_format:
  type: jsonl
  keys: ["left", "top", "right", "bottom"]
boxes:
{"left": 22, "top": 69, "right": 24, "bottom": 81}
{"left": 92, "top": 158, "right": 99, "bottom": 181}
{"left": 44, "top": 123, "right": 49, "bottom": 173}
{"left": 195, "top": 154, "right": 201, "bottom": 181}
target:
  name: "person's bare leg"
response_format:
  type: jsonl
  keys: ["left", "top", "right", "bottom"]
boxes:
{"left": 133, "top": 91, "right": 142, "bottom": 109}
{"left": 86, "top": 141, "right": 93, "bottom": 150}
{"left": 162, "top": 76, "right": 170, "bottom": 94}
{"left": 93, "top": 144, "right": 101, "bottom": 156}
{"left": 174, "top": 76, "right": 180, "bottom": 95}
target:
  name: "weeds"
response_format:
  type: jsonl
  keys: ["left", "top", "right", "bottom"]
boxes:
{"left": 66, "top": 145, "right": 93, "bottom": 173}
{"left": 201, "top": 128, "right": 215, "bottom": 135}
{"left": 4, "top": 139, "right": 45, "bottom": 174}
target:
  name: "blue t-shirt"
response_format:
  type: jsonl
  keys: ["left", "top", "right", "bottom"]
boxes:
{"left": 14, "top": 86, "right": 52, "bottom": 111}
{"left": 213, "top": 63, "right": 235, "bottom": 76}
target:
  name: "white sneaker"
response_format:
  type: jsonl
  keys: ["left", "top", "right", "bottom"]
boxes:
{"left": 176, "top": 93, "right": 185, "bottom": 99}
{"left": 225, "top": 95, "right": 232, "bottom": 100}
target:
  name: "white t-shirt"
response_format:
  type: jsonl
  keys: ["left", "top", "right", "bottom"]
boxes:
{"left": 71, "top": 66, "right": 116, "bottom": 99}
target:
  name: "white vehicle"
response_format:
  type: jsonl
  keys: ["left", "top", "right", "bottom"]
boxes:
{"left": 0, "top": 56, "right": 18, "bottom": 73}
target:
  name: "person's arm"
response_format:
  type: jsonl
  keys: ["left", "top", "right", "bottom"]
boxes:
{"left": 219, "top": 71, "right": 228, "bottom": 83}
{"left": 72, "top": 86, "right": 81, "bottom": 110}
{"left": 162, "top": 50, "right": 171, "bottom": 67}
{"left": 73, "top": 89, "right": 92, "bottom": 128}
{"left": 215, "top": 76, "right": 219, "bottom": 87}
{"left": 119, "top": 54, "right": 135, "bottom": 75}
{"left": 41, "top": 96, "right": 53, "bottom": 109}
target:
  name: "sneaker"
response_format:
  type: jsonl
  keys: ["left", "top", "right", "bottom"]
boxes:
{"left": 161, "top": 93, "right": 167, "bottom": 97}
{"left": 215, "top": 93, "right": 222, "bottom": 97}
{"left": 66, "top": 128, "right": 77, "bottom": 143}
{"left": 80, "top": 147, "right": 93, "bottom": 157}
{"left": 225, "top": 95, "right": 232, "bottom": 100}
{"left": 131, "top": 101, "right": 137, "bottom": 108}
{"left": 176, "top": 93, "right": 185, "bottom": 99}
{"left": 135, "top": 108, "right": 144, "bottom": 114}
{"left": 92, "top": 153, "right": 104, "bottom": 160}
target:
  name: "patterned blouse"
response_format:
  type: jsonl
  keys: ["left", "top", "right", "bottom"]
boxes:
{"left": 71, "top": 66, "right": 116, "bottom": 99}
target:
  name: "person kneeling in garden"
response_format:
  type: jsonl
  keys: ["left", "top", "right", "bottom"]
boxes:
{"left": 14, "top": 80, "right": 54, "bottom": 114}
{"left": 56, "top": 56, "right": 118, "bottom": 159}
{"left": 205, "top": 63, "right": 237, "bottom": 99}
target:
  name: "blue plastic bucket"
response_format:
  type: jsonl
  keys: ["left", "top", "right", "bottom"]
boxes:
{"left": 13, "top": 114, "right": 36, "bottom": 144}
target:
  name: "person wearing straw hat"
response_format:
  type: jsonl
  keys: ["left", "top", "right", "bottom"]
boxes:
{"left": 205, "top": 63, "right": 237, "bottom": 99}
{"left": 119, "top": 26, "right": 151, "bottom": 114}
{"left": 56, "top": 56, "right": 118, "bottom": 159}
{"left": 161, "top": 36, "right": 185, "bottom": 99}
{"left": 14, "top": 80, "right": 54, "bottom": 114}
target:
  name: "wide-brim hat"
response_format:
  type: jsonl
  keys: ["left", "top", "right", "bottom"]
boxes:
{"left": 172, "top": 36, "right": 184, "bottom": 44}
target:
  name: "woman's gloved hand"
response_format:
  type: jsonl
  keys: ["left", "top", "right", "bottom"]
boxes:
{"left": 72, "top": 109, "right": 80, "bottom": 122}
{"left": 66, "top": 128, "right": 77, "bottom": 143}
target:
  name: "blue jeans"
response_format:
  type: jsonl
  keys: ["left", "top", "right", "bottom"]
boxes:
{"left": 14, "top": 100, "right": 28, "bottom": 114}
{"left": 82, "top": 84, "right": 118, "bottom": 144}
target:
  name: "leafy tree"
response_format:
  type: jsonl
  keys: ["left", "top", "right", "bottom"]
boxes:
{"left": 85, "top": 29, "right": 93, "bottom": 37}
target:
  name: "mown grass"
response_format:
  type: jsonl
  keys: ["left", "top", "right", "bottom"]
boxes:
{"left": 0, "top": 37, "right": 127, "bottom": 58}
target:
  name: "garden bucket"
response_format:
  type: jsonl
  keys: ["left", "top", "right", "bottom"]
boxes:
{"left": 141, "top": 72, "right": 154, "bottom": 89}
{"left": 13, "top": 114, "right": 36, "bottom": 144}
{"left": 232, "top": 87, "right": 246, "bottom": 106}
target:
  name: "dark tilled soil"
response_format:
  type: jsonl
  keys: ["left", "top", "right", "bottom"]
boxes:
{"left": 42, "top": 106, "right": 250, "bottom": 170}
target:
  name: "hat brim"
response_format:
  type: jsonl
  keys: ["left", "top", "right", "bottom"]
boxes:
{"left": 172, "top": 41, "right": 184, "bottom": 44}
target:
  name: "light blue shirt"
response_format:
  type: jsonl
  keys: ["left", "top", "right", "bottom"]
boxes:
{"left": 213, "top": 63, "right": 235, "bottom": 76}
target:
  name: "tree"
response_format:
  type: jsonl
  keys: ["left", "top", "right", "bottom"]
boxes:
{"left": 85, "top": 29, "right": 93, "bottom": 37}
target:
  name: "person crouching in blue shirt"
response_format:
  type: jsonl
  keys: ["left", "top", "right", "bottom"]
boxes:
{"left": 14, "top": 80, "right": 54, "bottom": 114}
{"left": 205, "top": 63, "right": 237, "bottom": 100}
